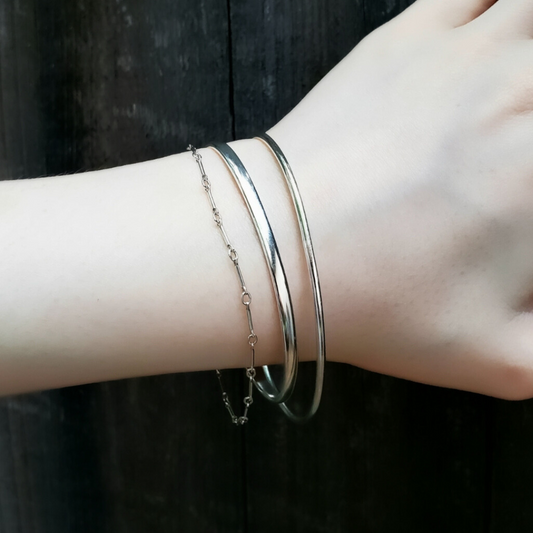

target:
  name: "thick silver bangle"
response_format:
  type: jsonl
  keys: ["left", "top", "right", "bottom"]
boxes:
{"left": 210, "top": 142, "right": 298, "bottom": 405}
{"left": 256, "top": 133, "right": 326, "bottom": 422}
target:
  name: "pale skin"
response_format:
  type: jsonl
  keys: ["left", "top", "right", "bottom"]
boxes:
{"left": 1, "top": 0, "right": 533, "bottom": 401}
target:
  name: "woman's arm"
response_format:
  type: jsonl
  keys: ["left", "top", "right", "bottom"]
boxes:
{"left": 4, "top": 0, "right": 533, "bottom": 401}
{"left": 0, "top": 138, "right": 328, "bottom": 396}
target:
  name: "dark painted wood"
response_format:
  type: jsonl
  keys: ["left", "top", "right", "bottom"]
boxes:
{"left": 364, "top": 0, "right": 418, "bottom": 31}
{"left": 244, "top": 366, "right": 490, "bottom": 532}
{"left": 93, "top": 374, "right": 246, "bottom": 533}
{"left": 0, "top": 0, "right": 244, "bottom": 532}
{"left": 489, "top": 399, "right": 533, "bottom": 532}
{"left": 229, "top": 0, "right": 367, "bottom": 139}
{"left": 0, "top": 387, "right": 108, "bottom": 532}
{"left": 0, "top": 0, "right": 46, "bottom": 180}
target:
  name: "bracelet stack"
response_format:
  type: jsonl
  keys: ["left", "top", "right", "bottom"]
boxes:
{"left": 188, "top": 134, "right": 325, "bottom": 424}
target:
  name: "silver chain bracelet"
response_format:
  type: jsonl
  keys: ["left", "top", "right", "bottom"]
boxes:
{"left": 188, "top": 145, "right": 256, "bottom": 425}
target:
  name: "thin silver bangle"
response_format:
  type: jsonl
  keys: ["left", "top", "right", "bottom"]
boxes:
{"left": 210, "top": 142, "right": 298, "bottom": 405}
{"left": 256, "top": 133, "right": 326, "bottom": 422}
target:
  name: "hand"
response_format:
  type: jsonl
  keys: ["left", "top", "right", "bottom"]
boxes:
{"left": 268, "top": 0, "right": 533, "bottom": 400}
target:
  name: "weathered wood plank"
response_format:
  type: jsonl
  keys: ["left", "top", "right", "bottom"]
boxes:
{"left": 243, "top": 365, "right": 490, "bottom": 532}
{"left": 0, "top": 388, "right": 108, "bottom": 533}
{"left": 364, "top": 0, "right": 417, "bottom": 30}
{"left": 489, "top": 399, "right": 533, "bottom": 533}
{"left": 0, "top": 1, "right": 46, "bottom": 180}
{"left": 93, "top": 374, "right": 246, "bottom": 532}
{"left": 229, "top": 0, "right": 367, "bottom": 139}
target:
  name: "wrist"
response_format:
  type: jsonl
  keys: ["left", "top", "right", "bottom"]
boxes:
{"left": 221, "top": 137, "right": 321, "bottom": 366}
{"left": 262, "top": 121, "right": 370, "bottom": 369}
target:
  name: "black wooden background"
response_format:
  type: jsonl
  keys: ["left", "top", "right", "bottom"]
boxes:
{"left": 1, "top": 1, "right": 532, "bottom": 531}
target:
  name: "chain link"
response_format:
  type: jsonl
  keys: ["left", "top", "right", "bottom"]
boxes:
{"left": 188, "top": 145, "right": 257, "bottom": 426}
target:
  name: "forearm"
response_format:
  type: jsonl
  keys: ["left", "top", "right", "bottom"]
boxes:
{"left": 0, "top": 138, "right": 325, "bottom": 396}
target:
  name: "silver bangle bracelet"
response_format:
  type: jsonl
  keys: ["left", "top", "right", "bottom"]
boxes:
{"left": 210, "top": 142, "right": 298, "bottom": 405}
{"left": 256, "top": 133, "right": 326, "bottom": 422}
